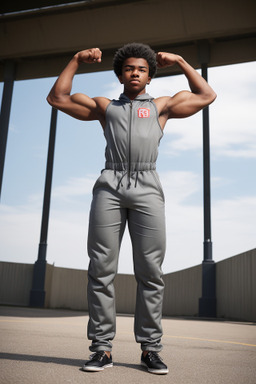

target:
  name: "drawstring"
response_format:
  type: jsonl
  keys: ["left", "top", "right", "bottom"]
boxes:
{"left": 116, "top": 171, "right": 139, "bottom": 190}
{"left": 106, "top": 164, "right": 156, "bottom": 190}
{"left": 134, "top": 171, "right": 139, "bottom": 188}
{"left": 117, "top": 171, "right": 127, "bottom": 190}
{"left": 128, "top": 172, "right": 131, "bottom": 189}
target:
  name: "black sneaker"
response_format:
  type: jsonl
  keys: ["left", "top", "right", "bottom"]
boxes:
{"left": 82, "top": 351, "right": 113, "bottom": 372}
{"left": 141, "top": 351, "right": 169, "bottom": 374}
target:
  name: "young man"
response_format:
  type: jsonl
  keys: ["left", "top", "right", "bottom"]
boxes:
{"left": 47, "top": 43, "right": 216, "bottom": 374}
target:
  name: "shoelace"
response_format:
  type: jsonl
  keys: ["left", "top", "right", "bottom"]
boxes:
{"left": 147, "top": 352, "right": 163, "bottom": 361}
{"left": 89, "top": 351, "right": 105, "bottom": 361}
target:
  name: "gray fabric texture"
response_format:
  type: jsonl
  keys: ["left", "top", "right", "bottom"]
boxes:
{"left": 87, "top": 93, "right": 166, "bottom": 352}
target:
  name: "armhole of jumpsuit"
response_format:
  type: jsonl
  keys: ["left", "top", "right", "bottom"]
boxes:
{"left": 103, "top": 99, "right": 113, "bottom": 137}
{"left": 150, "top": 99, "right": 165, "bottom": 202}
{"left": 151, "top": 100, "right": 164, "bottom": 139}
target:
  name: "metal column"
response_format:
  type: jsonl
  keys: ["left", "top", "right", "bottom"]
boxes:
{"left": 0, "top": 61, "right": 15, "bottom": 200}
{"left": 198, "top": 41, "right": 216, "bottom": 317}
{"left": 30, "top": 107, "right": 58, "bottom": 307}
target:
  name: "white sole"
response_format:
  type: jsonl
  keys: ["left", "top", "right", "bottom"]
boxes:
{"left": 141, "top": 361, "right": 169, "bottom": 375}
{"left": 82, "top": 363, "right": 113, "bottom": 372}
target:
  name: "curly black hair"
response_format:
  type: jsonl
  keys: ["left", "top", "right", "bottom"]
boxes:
{"left": 113, "top": 43, "right": 157, "bottom": 78}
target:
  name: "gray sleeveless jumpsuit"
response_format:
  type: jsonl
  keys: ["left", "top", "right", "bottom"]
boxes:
{"left": 87, "top": 93, "right": 166, "bottom": 352}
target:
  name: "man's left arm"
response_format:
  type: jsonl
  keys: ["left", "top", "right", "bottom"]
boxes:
{"left": 156, "top": 52, "right": 217, "bottom": 119}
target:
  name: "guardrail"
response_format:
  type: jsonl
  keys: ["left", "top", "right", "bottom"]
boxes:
{"left": 0, "top": 248, "right": 255, "bottom": 321}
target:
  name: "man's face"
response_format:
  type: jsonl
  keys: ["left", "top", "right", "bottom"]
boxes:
{"left": 119, "top": 57, "right": 151, "bottom": 95}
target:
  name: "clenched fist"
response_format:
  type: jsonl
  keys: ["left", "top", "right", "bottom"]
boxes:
{"left": 75, "top": 48, "right": 102, "bottom": 64}
{"left": 156, "top": 52, "right": 180, "bottom": 68}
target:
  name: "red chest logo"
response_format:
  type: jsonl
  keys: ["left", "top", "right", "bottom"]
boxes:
{"left": 138, "top": 108, "right": 150, "bottom": 118}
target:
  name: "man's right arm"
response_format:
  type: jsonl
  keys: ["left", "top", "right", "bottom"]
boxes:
{"left": 47, "top": 48, "right": 109, "bottom": 122}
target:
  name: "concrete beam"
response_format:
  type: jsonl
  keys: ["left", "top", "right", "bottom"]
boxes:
{"left": 0, "top": 0, "right": 255, "bottom": 80}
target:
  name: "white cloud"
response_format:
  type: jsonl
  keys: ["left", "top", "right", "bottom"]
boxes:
{"left": 104, "top": 81, "right": 123, "bottom": 100}
{"left": 51, "top": 175, "right": 96, "bottom": 202}
{"left": 0, "top": 204, "right": 42, "bottom": 265}
{"left": 210, "top": 63, "right": 256, "bottom": 157}
{"left": 46, "top": 208, "right": 90, "bottom": 269}
{"left": 212, "top": 195, "right": 256, "bottom": 262}
{"left": 215, "top": 145, "right": 256, "bottom": 158}
{"left": 160, "top": 170, "right": 200, "bottom": 203}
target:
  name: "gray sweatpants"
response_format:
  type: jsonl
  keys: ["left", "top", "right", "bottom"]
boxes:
{"left": 87, "top": 169, "right": 166, "bottom": 352}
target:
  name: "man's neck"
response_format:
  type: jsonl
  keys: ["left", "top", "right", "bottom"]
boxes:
{"left": 123, "top": 89, "right": 146, "bottom": 100}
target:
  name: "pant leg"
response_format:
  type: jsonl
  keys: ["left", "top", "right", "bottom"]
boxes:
{"left": 128, "top": 188, "right": 166, "bottom": 352}
{"left": 87, "top": 186, "right": 127, "bottom": 352}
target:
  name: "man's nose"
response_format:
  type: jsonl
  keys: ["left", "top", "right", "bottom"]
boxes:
{"left": 131, "top": 69, "right": 139, "bottom": 76}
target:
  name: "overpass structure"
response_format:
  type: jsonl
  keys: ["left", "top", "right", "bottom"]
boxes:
{"left": 0, "top": 0, "right": 256, "bottom": 79}
{"left": 0, "top": 0, "right": 256, "bottom": 315}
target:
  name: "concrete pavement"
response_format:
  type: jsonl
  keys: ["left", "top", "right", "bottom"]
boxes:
{"left": 0, "top": 306, "right": 255, "bottom": 384}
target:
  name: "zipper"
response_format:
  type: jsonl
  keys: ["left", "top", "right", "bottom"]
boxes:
{"left": 128, "top": 101, "right": 133, "bottom": 187}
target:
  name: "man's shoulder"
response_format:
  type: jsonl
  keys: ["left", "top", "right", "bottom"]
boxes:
{"left": 93, "top": 96, "right": 111, "bottom": 105}
{"left": 93, "top": 97, "right": 111, "bottom": 114}
{"left": 154, "top": 95, "right": 172, "bottom": 104}
{"left": 154, "top": 95, "right": 173, "bottom": 111}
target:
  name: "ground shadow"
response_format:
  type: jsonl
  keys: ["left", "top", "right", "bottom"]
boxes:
{"left": 0, "top": 352, "right": 144, "bottom": 373}
{"left": 0, "top": 352, "right": 84, "bottom": 367}
{"left": 110, "top": 361, "right": 143, "bottom": 372}
{"left": 0, "top": 306, "right": 88, "bottom": 318}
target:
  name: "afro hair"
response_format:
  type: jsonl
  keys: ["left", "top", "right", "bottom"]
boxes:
{"left": 113, "top": 43, "right": 157, "bottom": 78}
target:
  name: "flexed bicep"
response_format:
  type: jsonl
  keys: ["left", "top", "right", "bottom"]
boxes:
{"left": 47, "top": 48, "right": 104, "bottom": 121}
{"left": 156, "top": 51, "right": 216, "bottom": 121}
{"left": 166, "top": 90, "right": 212, "bottom": 119}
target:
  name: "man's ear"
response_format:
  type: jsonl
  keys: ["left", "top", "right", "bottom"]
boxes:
{"left": 147, "top": 76, "right": 152, "bottom": 85}
{"left": 118, "top": 75, "right": 123, "bottom": 84}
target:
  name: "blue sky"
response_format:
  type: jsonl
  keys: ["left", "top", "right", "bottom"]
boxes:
{"left": 0, "top": 60, "right": 255, "bottom": 274}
